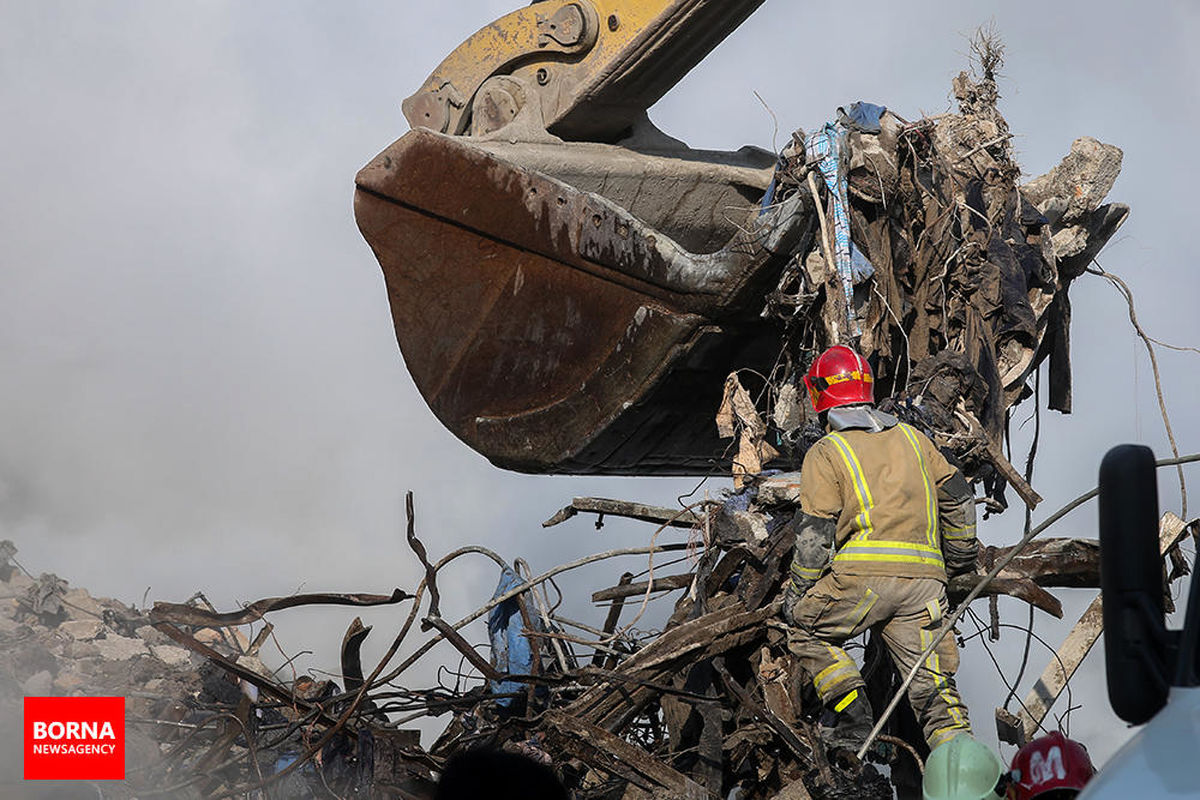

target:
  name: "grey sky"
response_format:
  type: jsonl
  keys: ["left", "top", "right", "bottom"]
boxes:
{"left": 1, "top": 0, "right": 1198, "bottom": 772}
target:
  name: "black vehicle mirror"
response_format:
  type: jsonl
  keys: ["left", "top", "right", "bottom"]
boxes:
{"left": 1099, "top": 444, "right": 1171, "bottom": 724}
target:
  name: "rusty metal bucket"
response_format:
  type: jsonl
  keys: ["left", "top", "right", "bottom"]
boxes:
{"left": 354, "top": 129, "right": 810, "bottom": 474}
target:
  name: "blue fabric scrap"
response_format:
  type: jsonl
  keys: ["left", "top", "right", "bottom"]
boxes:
{"left": 850, "top": 241, "right": 876, "bottom": 283}
{"left": 838, "top": 101, "right": 887, "bottom": 133}
{"left": 807, "top": 122, "right": 858, "bottom": 334}
{"left": 487, "top": 565, "right": 539, "bottom": 707}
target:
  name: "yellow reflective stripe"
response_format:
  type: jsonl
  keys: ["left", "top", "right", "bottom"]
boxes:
{"left": 816, "top": 669, "right": 859, "bottom": 697}
{"left": 835, "top": 589, "right": 878, "bottom": 637}
{"left": 813, "top": 657, "right": 858, "bottom": 695}
{"left": 827, "top": 433, "right": 874, "bottom": 540}
{"left": 791, "top": 563, "right": 823, "bottom": 580}
{"left": 791, "top": 562, "right": 822, "bottom": 576}
{"left": 833, "top": 688, "right": 859, "bottom": 713}
{"left": 931, "top": 726, "right": 969, "bottom": 747}
{"left": 833, "top": 539, "right": 945, "bottom": 567}
{"left": 943, "top": 524, "right": 977, "bottom": 541}
{"left": 814, "top": 658, "right": 854, "bottom": 686}
{"left": 926, "top": 599, "right": 942, "bottom": 626}
{"left": 920, "top": 629, "right": 939, "bottom": 682}
{"left": 834, "top": 552, "right": 945, "bottom": 566}
{"left": 898, "top": 423, "right": 937, "bottom": 549}
{"left": 839, "top": 540, "right": 942, "bottom": 553}
{"left": 921, "top": 628, "right": 965, "bottom": 727}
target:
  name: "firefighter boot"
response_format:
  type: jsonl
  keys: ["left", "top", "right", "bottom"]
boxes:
{"left": 821, "top": 688, "right": 874, "bottom": 755}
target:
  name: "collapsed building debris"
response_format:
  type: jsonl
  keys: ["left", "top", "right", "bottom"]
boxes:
{"left": 4, "top": 483, "right": 1194, "bottom": 799}
{"left": 5, "top": 15, "right": 1186, "bottom": 798}
{"left": 737, "top": 62, "right": 1127, "bottom": 512}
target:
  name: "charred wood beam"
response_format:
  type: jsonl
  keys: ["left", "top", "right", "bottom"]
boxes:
{"left": 991, "top": 537, "right": 1100, "bottom": 588}
{"left": 406, "top": 491, "right": 441, "bottom": 617}
{"left": 420, "top": 616, "right": 505, "bottom": 682}
{"left": 712, "top": 657, "right": 820, "bottom": 774}
{"left": 566, "top": 603, "right": 774, "bottom": 732}
{"left": 540, "top": 710, "right": 705, "bottom": 797}
{"left": 591, "top": 537, "right": 1098, "bottom": 614}
{"left": 957, "top": 409, "right": 1043, "bottom": 509}
{"left": 153, "top": 622, "right": 351, "bottom": 734}
{"left": 948, "top": 576, "right": 1062, "bottom": 618}
{"left": 672, "top": 659, "right": 724, "bottom": 795}
{"left": 543, "top": 497, "right": 705, "bottom": 529}
{"left": 594, "top": 572, "right": 632, "bottom": 669}
{"left": 736, "top": 528, "right": 795, "bottom": 611}
{"left": 614, "top": 604, "right": 775, "bottom": 676}
{"left": 948, "top": 536, "right": 1104, "bottom": 618}
{"left": 592, "top": 573, "right": 694, "bottom": 602}
{"left": 341, "top": 617, "right": 372, "bottom": 694}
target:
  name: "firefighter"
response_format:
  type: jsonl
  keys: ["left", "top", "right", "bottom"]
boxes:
{"left": 782, "top": 345, "right": 978, "bottom": 753}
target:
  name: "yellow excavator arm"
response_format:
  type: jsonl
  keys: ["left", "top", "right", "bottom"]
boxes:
{"left": 401, "top": 0, "right": 765, "bottom": 140}
{"left": 355, "top": 0, "right": 803, "bottom": 476}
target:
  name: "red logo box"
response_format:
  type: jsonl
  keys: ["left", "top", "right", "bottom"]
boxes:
{"left": 24, "top": 696, "right": 125, "bottom": 780}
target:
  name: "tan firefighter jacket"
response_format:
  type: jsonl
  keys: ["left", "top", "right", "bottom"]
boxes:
{"left": 794, "top": 416, "right": 977, "bottom": 582}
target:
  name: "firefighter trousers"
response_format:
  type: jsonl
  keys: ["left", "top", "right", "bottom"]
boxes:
{"left": 785, "top": 572, "right": 971, "bottom": 748}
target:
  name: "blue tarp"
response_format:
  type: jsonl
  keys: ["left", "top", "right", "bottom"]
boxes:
{"left": 838, "top": 101, "right": 887, "bottom": 134}
{"left": 487, "top": 565, "right": 538, "bottom": 707}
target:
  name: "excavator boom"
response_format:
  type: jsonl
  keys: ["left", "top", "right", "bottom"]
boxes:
{"left": 402, "top": 0, "right": 765, "bottom": 141}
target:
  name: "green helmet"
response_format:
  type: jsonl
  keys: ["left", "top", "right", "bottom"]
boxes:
{"left": 923, "top": 736, "right": 1005, "bottom": 800}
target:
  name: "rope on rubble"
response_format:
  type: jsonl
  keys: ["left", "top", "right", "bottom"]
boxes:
{"left": 964, "top": 608, "right": 1053, "bottom": 738}
{"left": 857, "top": 451, "right": 1200, "bottom": 760}
{"left": 985, "top": 619, "right": 1079, "bottom": 735}
{"left": 1088, "top": 262, "right": 1189, "bottom": 519}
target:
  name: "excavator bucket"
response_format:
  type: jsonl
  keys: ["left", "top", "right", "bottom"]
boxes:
{"left": 354, "top": 0, "right": 803, "bottom": 475}
{"left": 355, "top": 130, "right": 808, "bottom": 474}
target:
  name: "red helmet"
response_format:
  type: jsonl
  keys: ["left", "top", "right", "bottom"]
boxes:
{"left": 804, "top": 345, "right": 874, "bottom": 413}
{"left": 1007, "top": 732, "right": 1095, "bottom": 800}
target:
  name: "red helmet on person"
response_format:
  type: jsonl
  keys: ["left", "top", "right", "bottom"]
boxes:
{"left": 1007, "top": 732, "right": 1095, "bottom": 800}
{"left": 803, "top": 345, "right": 874, "bottom": 413}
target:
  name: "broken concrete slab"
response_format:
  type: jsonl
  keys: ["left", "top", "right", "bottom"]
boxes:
{"left": 151, "top": 644, "right": 193, "bottom": 667}
{"left": 1022, "top": 136, "right": 1123, "bottom": 225}
{"left": 59, "top": 619, "right": 104, "bottom": 640}
{"left": 94, "top": 634, "right": 148, "bottom": 661}
{"left": 53, "top": 669, "right": 89, "bottom": 695}
{"left": 135, "top": 624, "right": 169, "bottom": 646}
{"left": 62, "top": 587, "right": 105, "bottom": 620}
{"left": 60, "top": 640, "right": 101, "bottom": 659}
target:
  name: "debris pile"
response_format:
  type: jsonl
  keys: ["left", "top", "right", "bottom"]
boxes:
{"left": 750, "top": 46, "right": 1126, "bottom": 511}
{"left": 0, "top": 541, "right": 414, "bottom": 799}
{"left": 7, "top": 501, "right": 1191, "bottom": 799}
